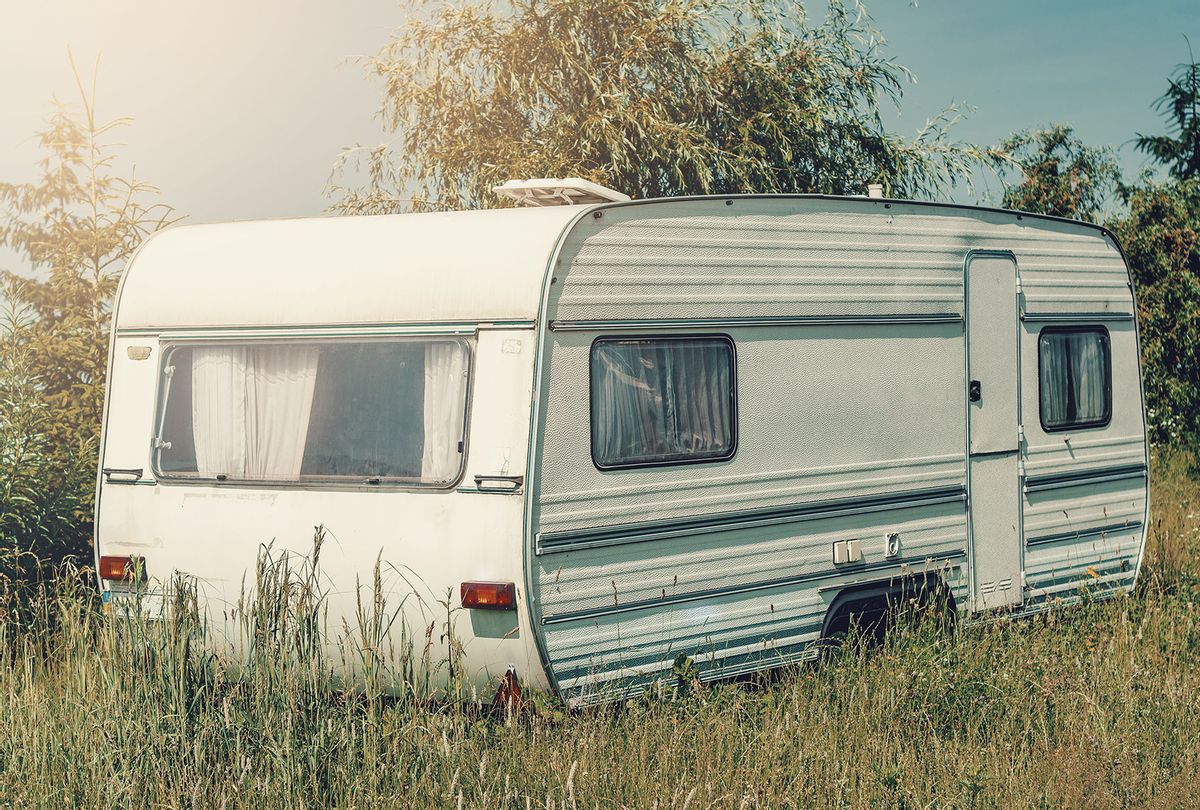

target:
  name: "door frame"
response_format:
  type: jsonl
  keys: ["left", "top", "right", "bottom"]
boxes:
{"left": 962, "top": 249, "right": 1024, "bottom": 613}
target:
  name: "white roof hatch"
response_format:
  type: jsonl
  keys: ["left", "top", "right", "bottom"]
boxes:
{"left": 492, "top": 177, "right": 630, "bottom": 207}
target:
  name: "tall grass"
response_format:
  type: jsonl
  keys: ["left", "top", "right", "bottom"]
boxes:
{"left": 0, "top": 455, "right": 1197, "bottom": 808}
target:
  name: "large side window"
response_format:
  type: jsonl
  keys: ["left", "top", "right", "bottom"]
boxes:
{"left": 1038, "top": 327, "right": 1111, "bottom": 432}
{"left": 590, "top": 335, "right": 736, "bottom": 469}
{"left": 154, "top": 338, "right": 471, "bottom": 486}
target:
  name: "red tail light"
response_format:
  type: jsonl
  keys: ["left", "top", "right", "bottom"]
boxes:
{"left": 98, "top": 555, "right": 146, "bottom": 582}
{"left": 461, "top": 581, "right": 516, "bottom": 610}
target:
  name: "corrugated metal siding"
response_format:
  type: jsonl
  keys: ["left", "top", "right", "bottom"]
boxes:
{"left": 529, "top": 197, "right": 1146, "bottom": 701}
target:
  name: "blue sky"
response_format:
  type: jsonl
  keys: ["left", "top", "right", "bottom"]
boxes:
{"left": 867, "top": 0, "right": 1198, "bottom": 199}
{"left": 0, "top": 0, "right": 1196, "bottom": 233}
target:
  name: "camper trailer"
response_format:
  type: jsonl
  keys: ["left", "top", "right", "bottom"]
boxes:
{"left": 95, "top": 182, "right": 1149, "bottom": 704}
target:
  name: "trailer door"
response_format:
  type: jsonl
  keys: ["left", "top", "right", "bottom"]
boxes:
{"left": 966, "top": 251, "right": 1023, "bottom": 612}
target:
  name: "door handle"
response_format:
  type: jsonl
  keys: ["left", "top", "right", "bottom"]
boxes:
{"left": 102, "top": 467, "right": 144, "bottom": 483}
{"left": 473, "top": 474, "right": 524, "bottom": 493}
{"left": 969, "top": 380, "right": 982, "bottom": 403}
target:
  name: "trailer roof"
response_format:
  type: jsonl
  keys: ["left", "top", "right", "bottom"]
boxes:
{"left": 114, "top": 204, "right": 590, "bottom": 331}
{"left": 114, "top": 194, "right": 1120, "bottom": 333}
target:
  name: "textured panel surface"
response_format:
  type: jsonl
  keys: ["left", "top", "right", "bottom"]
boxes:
{"left": 969, "top": 453, "right": 1022, "bottom": 610}
{"left": 967, "top": 254, "right": 1019, "bottom": 455}
{"left": 529, "top": 197, "right": 1147, "bottom": 700}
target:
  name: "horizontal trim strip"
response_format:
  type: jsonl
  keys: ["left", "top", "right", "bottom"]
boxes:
{"left": 549, "top": 314, "right": 963, "bottom": 332}
{"left": 540, "top": 551, "right": 967, "bottom": 626}
{"left": 1026, "top": 520, "right": 1143, "bottom": 548}
{"left": 1024, "top": 463, "right": 1147, "bottom": 494}
{"left": 536, "top": 485, "right": 967, "bottom": 555}
{"left": 1020, "top": 312, "right": 1134, "bottom": 323}
{"left": 454, "top": 486, "right": 523, "bottom": 496}
{"left": 116, "top": 320, "right": 535, "bottom": 339}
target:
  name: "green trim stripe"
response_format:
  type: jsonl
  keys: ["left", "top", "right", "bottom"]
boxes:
{"left": 116, "top": 320, "right": 536, "bottom": 339}
{"left": 1024, "top": 463, "right": 1147, "bottom": 494}
{"left": 541, "top": 550, "right": 967, "bottom": 626}
{"left": 1026, "top": 520, "right": 1143, "bottom": 548}
{"left": 536, "top": 485, "right": 967, "bottom": 555}
{"left": 550, "top": 314, "right": 963, "bottom": 332}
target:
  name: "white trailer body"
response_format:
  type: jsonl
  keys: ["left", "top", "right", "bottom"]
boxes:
{"left": 95, "top": 195, "right": 1149, "bottom": 703}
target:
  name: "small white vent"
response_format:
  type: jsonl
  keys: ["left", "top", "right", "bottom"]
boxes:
{"left": 492, "top": 177, "right": 630, "bottom": 207}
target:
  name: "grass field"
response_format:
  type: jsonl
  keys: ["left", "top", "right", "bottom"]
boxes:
{"left": 0, "top": 454, "right": 1196, "bottom": 808}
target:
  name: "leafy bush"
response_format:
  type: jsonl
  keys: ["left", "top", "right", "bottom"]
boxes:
{"left": 0, "top": 309, "right": 95, "bottom": 627}
{"left": 1108, "top": 180, "right": 1200, "bottom": 447}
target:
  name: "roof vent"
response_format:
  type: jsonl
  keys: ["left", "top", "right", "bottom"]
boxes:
{"left": 492, "top": 178, "right": 630, "bottom": 207}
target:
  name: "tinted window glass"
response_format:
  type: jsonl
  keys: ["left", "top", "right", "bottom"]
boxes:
{"left": 156, "top": 339, "right": 470, "bottom": 485}
{"left": 590, "top": 336, "right": 735, "bottom": 468}
{"left": 1038, "top": 328, "right": 1111, "bottom": 431}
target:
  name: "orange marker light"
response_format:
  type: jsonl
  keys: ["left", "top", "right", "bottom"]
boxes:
{"left": 98, "top": 555, "right": 146, "bottom": 582}
{"left": 461, "top": 581, "right": 516, "bottom": 610}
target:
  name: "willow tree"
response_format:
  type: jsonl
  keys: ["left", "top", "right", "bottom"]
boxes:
{"left": 332, "top": 0, "right": 995, "bottom": 213}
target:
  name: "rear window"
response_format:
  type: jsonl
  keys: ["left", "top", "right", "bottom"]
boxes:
{"left": 154, "top": 339, "right": 471, "bottom": 486}
{"left": 1038, "top": 327, "right": 1112, "bottom": 432}
{"left": 590, "top": 335, "right": 736, "bottom": 469}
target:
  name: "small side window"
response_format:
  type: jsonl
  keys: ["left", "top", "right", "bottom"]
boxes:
{"left": 1038, "top": 327, "right": 1112, "bottom": 432}
{"left": 590, "top": 335, "right": 736, "bottom": 469}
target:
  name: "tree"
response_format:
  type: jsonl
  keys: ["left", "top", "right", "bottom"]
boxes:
{"left": 0, "top": 59, "right": 176, "bottom": 557}
{"left": 1135, "top": 42, "right": 1200, "bottom": 181}
{"left": 332, "top": 0, "right": 997, "bottom": 213}
{"left": 998, "top": 125, "right": 1119, "bottom": 222}
{"left": 1108, "top": 180, "right": 1200, "bottom": 447}
{"left": 0, "top": 60, "right": 176, "bottom": 455}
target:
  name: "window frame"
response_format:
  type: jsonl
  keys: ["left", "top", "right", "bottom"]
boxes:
{"left": 149, "top": 335, "right": 475, "bottom": 490}
{"left": 1036, "top": 325, "right": 1113, "bottom": 434}
{"left": 588, "top": 333, "right": 738, "bottom": 472}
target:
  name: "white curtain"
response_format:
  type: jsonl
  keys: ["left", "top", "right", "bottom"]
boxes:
{"left": 420, "top": 342, "right": 468, "bottom": 482}
{"left": 1074, "top": 333, "right": 1106, "bottom": 419}
{"left": 591, "top": 339, "right": 732, "bottom": 466}
{"left": 192, "top": 345, "right": 319, "bottom": 480}
{"left": 192, "top": 347, "right": 249, "bottom": 477}
{"left": 1040, "top": 332, "right": 1107, "bottom": 428}
{"left": 244, "top": 346, "right": 320, "bottom": 479}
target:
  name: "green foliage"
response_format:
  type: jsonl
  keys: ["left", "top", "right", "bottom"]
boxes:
{"left": 998, "top": 124, "right": 1120, "bottom": 222}
{"left": 1108, "top": 179, "right": 1200, "bottom": 446}
{"left": 332, "top": 0, "right": 997, "bottom": 213}
{"left": 0, "top": 61, "right": 176, "bottom": 559}
{"left": 0, "top": 308, "right": 95, "bottom": 626}
{"left": 1135, "top": 42, "right": 1200, "bottom": 181}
